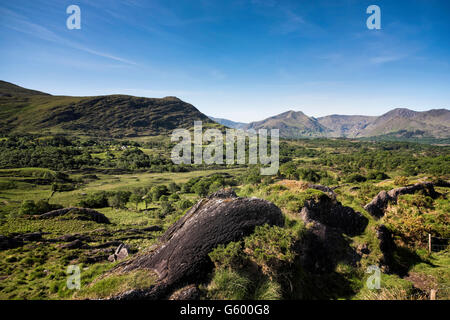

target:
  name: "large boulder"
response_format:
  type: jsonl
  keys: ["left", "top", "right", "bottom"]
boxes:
{"left": 364, "top": 182, "right": 440, "bottom": 218}
{"left": 110, "top": 189, "right": 284, "bottom": 299}
{"left": 296, "top": 196, "right": 368, "bottom": 273}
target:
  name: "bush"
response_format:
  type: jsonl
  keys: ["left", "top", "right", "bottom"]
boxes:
{"left": 177, "top": 199, "right": 193, "bottom": 210}
{"left": 346, "top": 173, "right": 367, "bottom": 183}
{"left": 19, "top": 199, "right": 62, "bottom": 215}
{"left": 150, "top": 185, "right": 169, "bottom": 202}
{"left": 78, "top": 192, "right": 109, "bottom": 208}
{"left": 209, "top": 242, "right": 244, "bottom": 269}
{"left": 244, "top": 225, "right": 295, "bottom": 277}
{"left": 394, "top": 176, "right": 409, "bottom": 186}
{"left": 367, "top": 171, "right": 389, "bottom": 180}
{"left": 107, "top": 191, "right": 131, "bottom": 209}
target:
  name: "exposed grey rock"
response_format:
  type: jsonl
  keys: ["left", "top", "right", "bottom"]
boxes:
{"left": 364, "top": 182, "right": 440, "bottom": 218}
{"left": 108, "top": 243, "right": 130, "bottom": 262}
{"left": 169, "top": 284, "right": 200, "bottom": 300}
{"left": 308, "top": 184, "right": 337, "bottom": 199}
{"left": 39, "top": 207, "right": 110, "bottom": 224}
{"left": 110, "top": 189, "right": 284, "bottom": 299}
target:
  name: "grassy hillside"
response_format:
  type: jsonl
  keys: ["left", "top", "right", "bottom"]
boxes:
{"left": 0, "top": 81, "right": 215, "bottom": 138}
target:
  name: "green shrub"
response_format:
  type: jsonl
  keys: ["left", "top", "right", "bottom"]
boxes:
{"left": 78, "top": 192, "right": 109, "bottom": 208}
{"left": 346, "top": 173, "right": 367, "bottom": 183}
{"left": 19, "top": 199, "right": 63, "bottom": 215}
{"left": 244, "top": 225, "right": 295, "bottom": 277}
{"left": 209, "top": 242, "right": 244, "bottom": 269}
{"left": 177, "top": 199, "right": 194, "bottom": 210}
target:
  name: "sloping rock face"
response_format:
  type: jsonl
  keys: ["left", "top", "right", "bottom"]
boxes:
{"left": 111, "top": 189, "right": 284, "bottom": 300}
{"left": 364, "top": 182, "right": 439, "bottom": 218}
{"left": 39, "top": 207, "right": 110, "bottom": 224}
{"left": 300, "top": 197, "right": 368, "bottom": 236}
{"left": 296, "top": 196, "right": 369, "bottom": 274}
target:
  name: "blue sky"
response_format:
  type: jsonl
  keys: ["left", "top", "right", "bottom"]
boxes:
{"left": 0, "top": 0, "right": 449, "bottom": 122}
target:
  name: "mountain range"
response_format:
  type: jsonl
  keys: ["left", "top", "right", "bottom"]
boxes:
{"left": 212, "top": 109, "right": 450, "bottom": 140}
{"left": 0, "top": 80, "right": 448, "bottom": 141}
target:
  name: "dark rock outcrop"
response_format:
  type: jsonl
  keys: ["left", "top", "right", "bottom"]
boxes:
{"left": 0, "top": 235, "right": 22, "bottom": 250}
{"left": 308, "top": 184, "right": 337, "bottom": 199}
{"left": 60, "top": 239, "right": 87, "bottom": 249}
{"left": 142, "top": 226, "right": 163, "bottom": 232}
{"left": 39, "top": 207, "right": 110, "bottom": 224}
{"left": 110, "top": 189, "right": 284, "bottom": 299}
{"left": 0, "top": 232, "right": 44, "bottom": 250}
{"left": 364, "top": 182, "right": 440, "bottom": 218}
{"left": 295, "top": 196, "right": 368, "bottom": 273}
{"left": 300, "top": 197, "right": 368, "bottom": 236}
{"left": 56, "top": 234, "right": 92, "bottom": 242}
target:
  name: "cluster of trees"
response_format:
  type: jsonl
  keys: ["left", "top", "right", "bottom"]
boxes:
{"left": 181, "top": 174, "right": 238, "bottom": 196}
{"left": 0, "top": 135, "right": 175, "bottom": 172}
{"left": 76, "top": 182, "right": 195, "bottom": 216}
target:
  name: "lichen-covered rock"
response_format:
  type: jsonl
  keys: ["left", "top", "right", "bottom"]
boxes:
{"left": 39, "top": 207, "right": 110, "bottom": 224}
{"left": 108, "top": 243, "right": 130, "bottom": 262}
{"left": 364, "top": 182, "right": 440, "bottom": 218}
{"left": 110, "top": 189, "right": 284, "bottom": 299}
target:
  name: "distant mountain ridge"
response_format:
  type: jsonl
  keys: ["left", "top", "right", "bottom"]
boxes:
{"left": 208, "top": 116, "right": 247, "bottom": 129}
{"left": 0, "top": 80, "right": 214, "bottom": 137}
{"left": 1, "top": 81, "right": 448, "bottom": 141}
{"left": 213, "top": 108, "right": 449, "bottom": 140}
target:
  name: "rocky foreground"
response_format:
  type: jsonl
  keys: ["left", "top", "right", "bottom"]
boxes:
{"left": 102, "top": 188, "right": 375, "bottom": 300}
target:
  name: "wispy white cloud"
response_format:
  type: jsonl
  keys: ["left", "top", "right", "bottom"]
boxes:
{"left": 369, "top": 55, "right": 404, "bottom": 65}
{"left": 0, "top": 7, "right": 137, "bottom": 66}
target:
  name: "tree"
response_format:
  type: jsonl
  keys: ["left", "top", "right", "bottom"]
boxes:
{"left": 151, "top": 185, "right": 169, "bottom": 202}
{"left": 130, "top": 193, "right": 141, "bottom": 210}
